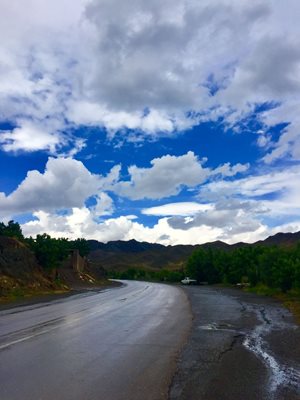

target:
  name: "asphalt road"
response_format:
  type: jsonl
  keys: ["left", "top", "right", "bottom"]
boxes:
{"left": 170, "top": 286, "right": 300, "bottom": 400}
{"left": 0, "top": 281, "right": 191, "bottom": 400}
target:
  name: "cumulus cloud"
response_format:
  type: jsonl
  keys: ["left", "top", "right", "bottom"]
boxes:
{"left": 14, "top": 158, "right": 300, "bottom": 245}
{"left": 141, "top": 165, "right": 300, "bottom": 244}
{"left": 198, "top": 165, "right": 300, "bottom": 214}
{"left": 0, "top": 152, "right": 248, "bottom": 218}
{"left": 2, "top": 153, "right": 300, "bottom": 245}
{"left": 93, "top": 193, "right": 115, "bottom": 216}
{"left": 0, "top": 0, "right": 299, "bottom": 161}
{"left": 117, "top": 152, "right": 209, "bottom": 200}
{"left": 212, "top": 163, "right": 249, "bottom": 177}
{"left": 143, "top": 199, "right": 266, "bottom": 241}
{"left": 22, "top": 204, "right": 300, "bottom": 245}
{"left": 0, "top": 121, "right": 64, "bottom": 153}
{"left": 194, "top": 164, "right": 300, "bottom": 241}
{"left": 167, "top": 199, "right": 265, "bottom": 243}
{"left": 20, "top": 207, "right": 225, "bottom": 244}
{"left": 116, "top": 151, "right": 248, "bottom": 200}
{"left": 0, "top": 157, "right": 119, "bottom": 216}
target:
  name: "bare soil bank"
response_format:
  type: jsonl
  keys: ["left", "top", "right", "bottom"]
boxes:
{"left": 170, "top": 286, "right": 300, "bottom": 400}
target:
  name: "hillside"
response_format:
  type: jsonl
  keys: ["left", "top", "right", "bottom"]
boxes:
{"left": 255, "top": 231, "right": 300, "bottom": 247}
{"left": 0, "top": 236, "right": 107, "bottom": 301}
{"left": 0, "top": 236, "right": 58, "bottom": 298}
{"left": 88, "top": 239, "right": 198, "bottom": 271}
{"left": 1, "top": 230, "right": 299, "bottom": 299}
{"left": 87, "top": 231, "right": 300, "bottom": 271}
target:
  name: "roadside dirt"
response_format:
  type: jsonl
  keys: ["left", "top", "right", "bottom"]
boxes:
{"left": 169, "top": 286, "right": 300, "bottom": 400}
{"left": 0, "top": 280, "right": 122, "bottom": 311}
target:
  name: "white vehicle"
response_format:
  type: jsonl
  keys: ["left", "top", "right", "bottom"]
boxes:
{"left": 181, "top": 277, "right": 197, "bottom": 285}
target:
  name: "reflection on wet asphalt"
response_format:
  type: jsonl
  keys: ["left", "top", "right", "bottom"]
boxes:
{"left": 0, "top": 281, "right": 191, "bottom": 400}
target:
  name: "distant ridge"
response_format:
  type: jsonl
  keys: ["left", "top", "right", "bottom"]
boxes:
{"left": 88, "top": 231, "right": 300, "bottom": 271}
{"left": 255, "top": 231, "right": 300, "bottom": 247}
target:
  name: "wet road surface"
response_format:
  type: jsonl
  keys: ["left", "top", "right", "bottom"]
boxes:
{"left": 169, "top": 286, "right": 300, "bottom": 400}
{"left": 0, "top": 281, "right": 191, "bottom": 400}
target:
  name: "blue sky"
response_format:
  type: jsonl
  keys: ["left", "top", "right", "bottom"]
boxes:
{"left": 0, "top": 0, "right": 300, "bottom": 245}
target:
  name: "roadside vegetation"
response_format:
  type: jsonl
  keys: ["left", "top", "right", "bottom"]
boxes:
{"left": 186, "top": 245, "right": 300, "bottom": 292}
{"left": 0, "top": 220, "right": 93, "bottom": 301}
{"left": 109, "top": 242, "right": 300, "bottom": 320}
{"left": 186, "top": 245, "right": 300, "bottom": 321}
{"left": 1, "top": 220, "right": 300, "bottom": 319}
{"left": 0, "top": 220, "right": 90, "bottom": 271}
{"left": 108, "top": 267, "right": 185, "bottom": 282}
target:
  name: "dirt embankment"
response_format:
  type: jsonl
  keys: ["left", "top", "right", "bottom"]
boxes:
{"left": 0, "top": 236, "right": 111, "bottom": 303}
{"left": 0, "top": 236, "right": 58, "bottom": 300}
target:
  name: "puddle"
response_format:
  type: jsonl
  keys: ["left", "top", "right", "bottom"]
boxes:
{"left": 198, "top": 322, "right": 235, "bottom": 331}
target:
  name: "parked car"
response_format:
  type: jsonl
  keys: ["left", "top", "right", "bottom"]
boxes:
{"left": 181, "top": 277, "right": 197, "bottom": 285}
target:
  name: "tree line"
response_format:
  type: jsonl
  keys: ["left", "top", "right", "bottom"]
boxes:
{"left": 186, "top": 245, "right": 300, "bottom": 292}
{"left": 2, "top": 220, "right": 300, "bottom": 293}
{"left": 108, "top": 267, "right": 185, "bottom": 282}
{"left": 0, "top": 220, "right": 90, "bottom": 270}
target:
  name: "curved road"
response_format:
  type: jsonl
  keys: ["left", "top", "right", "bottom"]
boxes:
{"left": 0, "top": 281, "right": 191, "bottom": 400}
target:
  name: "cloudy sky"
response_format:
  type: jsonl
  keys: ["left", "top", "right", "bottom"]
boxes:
{"left": 0, "top": 0, "right": 300, "bottom": 245}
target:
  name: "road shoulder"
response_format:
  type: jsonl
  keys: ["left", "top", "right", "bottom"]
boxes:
{"left": 169, "top": 286, "right": 300, "bottom": 400}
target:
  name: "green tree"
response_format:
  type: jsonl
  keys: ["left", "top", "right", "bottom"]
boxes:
{"left": 27, "top": 234, "right": 69, "bottom": 270}
{"left": 186, "top": 248, "right": 220, "bottom": 284}
{"left": 71, "top": 238, "right": 90, "bottom": 257}
{"left": 0, "top": 220, "right": 24, "bottom": 241}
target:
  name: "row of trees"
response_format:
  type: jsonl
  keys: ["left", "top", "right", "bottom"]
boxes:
{"left": 2, "top": 220, "right": 300, "bottom": 292}
{"left": 0, "top": 221, "right": 90, "bottom": 270}
{"left": 109, "top": 267, "right": 185, "bottom": 282}
{"left": 186, "top": 245, "right": 300, "bottom": 292}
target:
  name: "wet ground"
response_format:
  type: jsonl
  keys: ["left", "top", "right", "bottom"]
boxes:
{"left": 1, "top": 282, "right": 299, "bottom": 400}
{"left": 169, "top": 286, "right": 300, "bottom": 400}
{"left": 0, "top": 281, "right": 190, "bottom": 400}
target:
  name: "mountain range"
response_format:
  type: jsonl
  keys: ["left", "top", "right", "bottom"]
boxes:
{"left": 88, "top": 231, "right": 300, "bottom": 271}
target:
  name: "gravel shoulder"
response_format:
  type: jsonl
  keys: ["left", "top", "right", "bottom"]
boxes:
{"left": 170, "top": 286, "right": 300, "bottom": 400}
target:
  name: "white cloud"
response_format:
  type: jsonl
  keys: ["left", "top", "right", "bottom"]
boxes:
{"left": 20, "top": 207, "right": 224, "bottom": 244}
{"left": 0, "top": 0, "right": 299, "bottom": 160}
{"left": 198, "top": 165, "right": 300, "bottom": 224}
{"left": 167, "top": 199, "right": 265, "bottom": 243}
{"left": 0, "top": 152, "right": 247, "bottom": 218}
{"left": 22, "top": 205, "right": 300, "bottom": 245}
{"left": 142, "top": 202, "right": 213, "bottom": 216}
{"left": 0, "top": 120, "right": 63, "bottom": 153}
{"left": 116, "top": 151, "right": 248, "bottom": 200}
{"left": 212, "top": 163, "right": 249, "bottom": 177}
{"left": 2, "top": 153, "right": 300, "bottom": 245}
{"left": 22, "top": 209, "right": 146, "bottom": 242}
{"left": 117, "top": 152, "right": 209, "bottom": 200}
{"left": 93, "top": 193, "right": 115, "bottom": 216}
{"left": 17, "top": 160, "right": 300, "bottom": 245}
{"left": 0, "top": 0, "right": 89, "bottom": 153}
{"left": 0, "top": 157, "right": 119, "bottom": 216}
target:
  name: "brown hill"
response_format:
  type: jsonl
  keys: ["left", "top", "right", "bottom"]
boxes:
{"left": 88, "top": 239, "right": 198, "bottom": 271}
{"left": 254, "top": 231, "right": 300, "bottom": 247}
{"left": 0, "top": 237, "right": 107, "bottom": 300}
{"left": 88, "top": 231, "right": 300, "bottom": 271}
{"left": 0, "top": 236, "right": 57, "bottom": 298}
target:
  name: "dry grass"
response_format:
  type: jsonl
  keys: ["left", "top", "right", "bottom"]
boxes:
{"left": 279, "top": 294, "right": 300, "bottom": 325}
{"left": 245, "top": 285, "right": 300, "bottom": 325}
